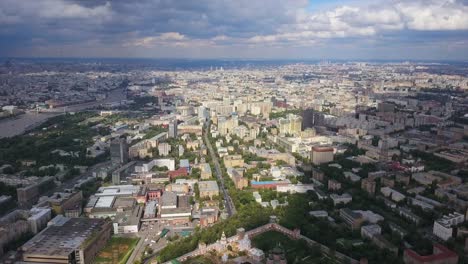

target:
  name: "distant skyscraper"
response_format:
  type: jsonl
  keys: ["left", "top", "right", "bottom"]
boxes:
{"left": 168, "top": 120, "right": 178, "bottom": 138}
{"left": 110, "top": 137, "right": 128, "bottom": 165}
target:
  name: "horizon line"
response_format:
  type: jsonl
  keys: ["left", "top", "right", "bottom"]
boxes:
{"left": 1, "top": 56, "right": 468, "bottom": 63}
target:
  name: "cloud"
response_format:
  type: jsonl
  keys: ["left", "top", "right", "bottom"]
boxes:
{"left": 246, "top": 0, "right": 468, "bottom": 47}
{"left": 396, "top": 0, "right": 468, "bottom": 30}
{"left": 128, "top": 32, "right": 188, "bottom": 47}
{"left": 0, "top": 0, "right": 467, "bottom": 59}
{"left": 36, "top": 0, "right": 112, "bottom": 19}
{"left": 0, "top": 0, "right": 112, "bottom": 22}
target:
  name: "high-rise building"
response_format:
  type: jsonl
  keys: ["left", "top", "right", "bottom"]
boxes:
{"left": 302, "top": 109, "right": 325, "bottom": 128}
{"left": 278, "top": 114, "right": 302, "bottom": 136}
{"left": 217, "top": 115, "right": 238, "bottom": 136}
{"left": 198, "top": 106, "right": 209, "bottom": 122}
{"left": 110, "top": 137, "right": 128, "bottom": 165}
{"left": 168, "top": 120, "right": 178, "bottom": 138}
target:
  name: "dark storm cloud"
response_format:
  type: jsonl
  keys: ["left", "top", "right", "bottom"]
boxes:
{"left": 0, "top": 0, "right": 467, "bottom": 59}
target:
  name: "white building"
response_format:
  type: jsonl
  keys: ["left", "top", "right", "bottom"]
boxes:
{"left": 135, "top": 159, "right": 176, "bottom": 172}
{"left": 158, "top": 142, "right": 172, "bottom": 156}
{"left": 361, "top": 224, "right": 382, "bottom": 239}
{"left": 433, "top": 212, "right": 464, "bottom": 241}
{"left": 330, "top": 193, "right": 352, "bottom": 206}
{"left": 276, "top": 184, "right": 314, "bottom": 194}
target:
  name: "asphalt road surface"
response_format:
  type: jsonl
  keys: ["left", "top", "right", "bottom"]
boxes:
{"left": 203, "top": 130, "right": 236, "bottom": 216}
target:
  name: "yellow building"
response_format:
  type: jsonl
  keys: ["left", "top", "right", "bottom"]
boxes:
{"left": 223, "top": 155, "right": 244, "bottom": 167}
{"left": 278, "top": 114, "right": 302, "bottom": 136}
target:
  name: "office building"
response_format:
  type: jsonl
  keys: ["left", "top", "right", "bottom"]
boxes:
{"left": 169, "top": 120, "right": 178, "bottom": 138}
{"left": 110, "top": 137, "right": 128, "bottom": 165}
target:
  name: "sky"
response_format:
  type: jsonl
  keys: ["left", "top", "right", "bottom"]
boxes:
{"left": 0, "top": 0, "right": 468, "bottom": 60}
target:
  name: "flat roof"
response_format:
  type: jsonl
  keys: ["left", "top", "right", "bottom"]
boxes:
{"left": 96, "top": 185, "right": 140, "bottom": 196}
{"left": 22, "top": 217, "right": 108, "bottom": 258}
{"left": 95, "top": 196, "right": 115, "bottom": 208}
{"left": 198, "top": 181, "right": 219, "bottom": 192}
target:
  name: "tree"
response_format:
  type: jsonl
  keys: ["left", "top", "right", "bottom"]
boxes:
{"left": 194, "top": 183, "right": 200, "bottom": 200}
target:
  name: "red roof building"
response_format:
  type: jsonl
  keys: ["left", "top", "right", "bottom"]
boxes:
{"left": 403, "top": 244, "right": 458, "bottom": 264}
{"left": 148, "top": 189, "right": 163, "bottom": 201}
{"left": 168, "top": 167, "right": 188, "bottom": 180}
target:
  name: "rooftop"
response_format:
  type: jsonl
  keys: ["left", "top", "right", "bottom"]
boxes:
{"left": 198, "top": 180, "right": 219, "bottom": 192}
{"left": 22, "top": 217, "right": 109, "bottom": 258}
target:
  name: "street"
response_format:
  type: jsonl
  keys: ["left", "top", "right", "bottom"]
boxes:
{"left": 203, "top": 129, "right": 236, "bottom": 216}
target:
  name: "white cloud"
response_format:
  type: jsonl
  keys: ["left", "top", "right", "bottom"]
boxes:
{"left": 159, "top": 32, "right": 186, "bottom": 41}
{"left": 37, "top": 0, "right": 112, "bottom": 20}
{"left": 247, "top": 0, "right": 468, "bottom": 46}
{"left": 396, "top": 0, "right": 468, "bottom": 30}
{"left": 127, "top": 32, "right": 189, "bottom": 47}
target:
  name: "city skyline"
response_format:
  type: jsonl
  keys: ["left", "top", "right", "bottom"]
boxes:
{"left": 1, "top": 0, "right": 468, "bottom": 60}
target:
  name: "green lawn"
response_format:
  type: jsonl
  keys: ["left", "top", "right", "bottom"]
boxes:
{"left": 95, "top": 237, "right": 140, "bottom": 264}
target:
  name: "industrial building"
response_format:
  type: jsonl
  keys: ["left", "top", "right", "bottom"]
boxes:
{"left": 21, "top": 216, "right": 112, "bottom": 264}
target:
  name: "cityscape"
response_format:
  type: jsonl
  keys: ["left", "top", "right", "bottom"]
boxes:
{"left": 0, "top": 1, "right": 468, "bottom": 264}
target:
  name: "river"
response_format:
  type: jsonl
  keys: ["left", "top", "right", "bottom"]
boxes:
{"left": 0, "top": 89, "right": 126, "bottom": 138}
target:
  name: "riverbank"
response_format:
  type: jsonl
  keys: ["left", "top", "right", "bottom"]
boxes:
{"left": 0, "top": 88, "right": 126, "bottom": 138}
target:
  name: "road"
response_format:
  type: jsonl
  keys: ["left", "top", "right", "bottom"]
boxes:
{"left": 127, "top": 221, "right": 168, "bottom": 264}
{"left": 203, "top": 129, "right": 236, "bottom": 216}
